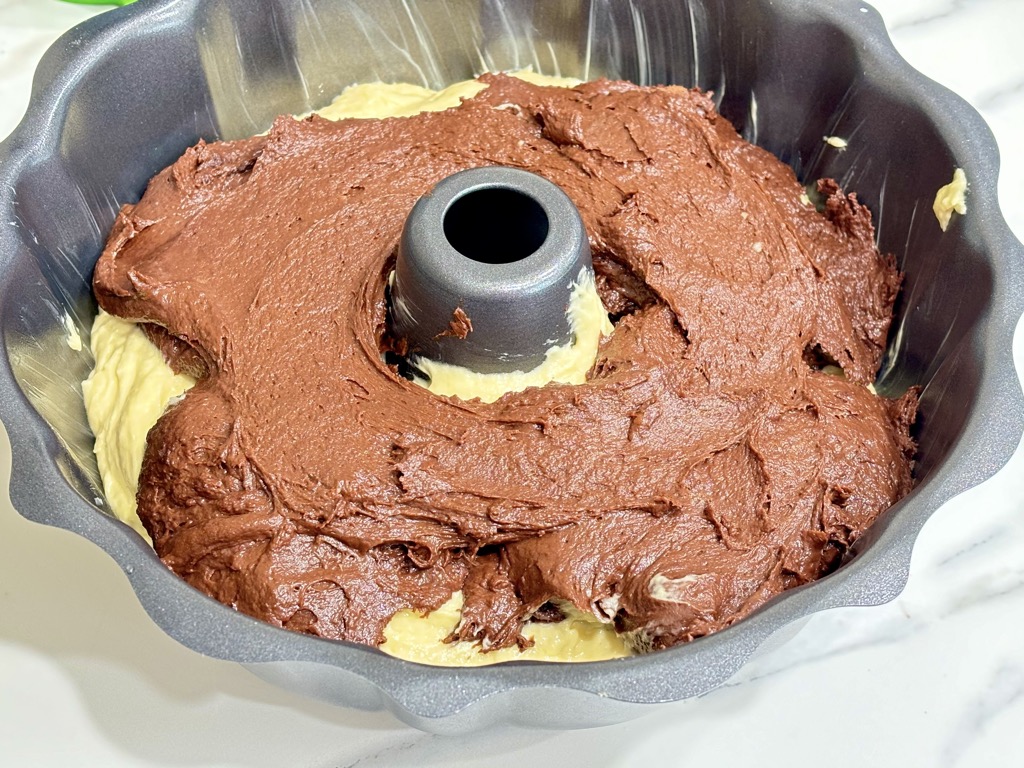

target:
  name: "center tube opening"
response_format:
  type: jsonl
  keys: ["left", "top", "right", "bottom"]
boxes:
{"left": 443, "top": 186, "right": 550, "bottom": 265}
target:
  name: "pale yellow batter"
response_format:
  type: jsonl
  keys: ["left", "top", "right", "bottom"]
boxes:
{"left": 933, "top": 167, "right": 968, "bottom": 231}
{"left": 413, "top": 268, "right": 613, "bottom": 403}
{"left": 82, "top": 312, "right": 194, "bottom": 541}
{"left": 83, "top": 73, "right": 631, "bottom": 665}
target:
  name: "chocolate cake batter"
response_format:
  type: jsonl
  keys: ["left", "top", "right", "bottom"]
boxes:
{"left": 93, "top": 75, "right": 917, "bottom": 653}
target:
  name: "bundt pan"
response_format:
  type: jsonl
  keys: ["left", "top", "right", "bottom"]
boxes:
{"left": 1, "top": 0, "right": 1022, "bottom": 733}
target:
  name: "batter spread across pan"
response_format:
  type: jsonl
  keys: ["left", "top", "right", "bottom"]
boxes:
{"left": 90, "top": 74, "right": 917, "bottom": 660}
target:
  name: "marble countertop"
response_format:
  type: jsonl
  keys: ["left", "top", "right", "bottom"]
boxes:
{"left": 1, "top": 1, "right": 1022, "bottom": 765}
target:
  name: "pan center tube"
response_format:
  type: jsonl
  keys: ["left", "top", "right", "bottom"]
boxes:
{"left": 389, "top": 167, "right": 611, "bottom": 402}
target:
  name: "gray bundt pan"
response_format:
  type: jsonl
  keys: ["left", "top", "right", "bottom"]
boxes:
{"left": 1, "top": 0, "right": 1022, "bottom": 734}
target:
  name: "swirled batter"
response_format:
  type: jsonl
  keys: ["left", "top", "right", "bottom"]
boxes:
{"left": 91, "top": 74, "right": 917, "bottom": 657}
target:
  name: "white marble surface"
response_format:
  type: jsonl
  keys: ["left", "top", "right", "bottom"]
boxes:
{"left": 1, "top": 0, "right": 1023, "bottom": 765}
